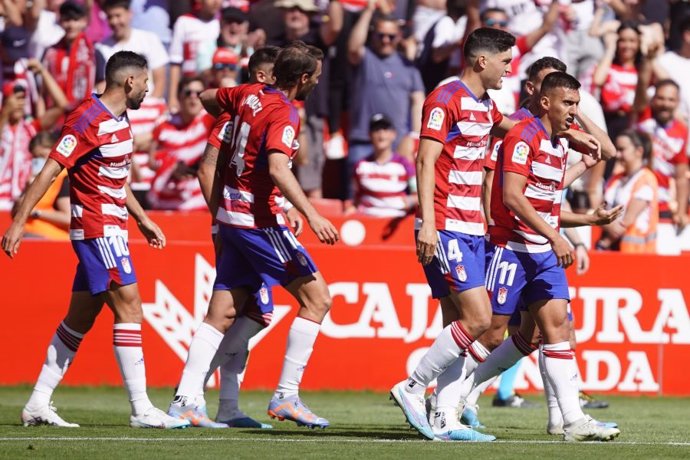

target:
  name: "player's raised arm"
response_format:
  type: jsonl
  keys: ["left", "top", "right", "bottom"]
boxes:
{"left": 200, "top": 88, "right": 221, "bottom": 117}
{"left": 268, "top": 152, "right": 338, "bottom": 245}
{"left": 415, "top": 138, "right": 443, "bottom": 265}
{"left": 2, "top": 159, "right": 63, "bottom": 258}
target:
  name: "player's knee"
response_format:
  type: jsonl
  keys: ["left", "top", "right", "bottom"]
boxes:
{"left": 114, "top": 297, "right": 143, "bottom": 324}
{"left": 482, "top": 332, "right": 504, "bottom": 351}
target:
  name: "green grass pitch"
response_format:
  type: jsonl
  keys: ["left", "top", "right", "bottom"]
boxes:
{"left": 0, "top": 386, "right": 689, "bottom": 459}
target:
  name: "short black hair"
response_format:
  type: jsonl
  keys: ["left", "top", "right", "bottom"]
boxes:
{"left": 656, "top": 78, "right": 680, "bottom": 92}
{"left": 248, "top": 46, "right": 280, "bottom": 76}
{"left": 105, "top": 51, "right": 147, "bottom": 86}
{"left": 527, "top": 57, "right": 567, "bottom": 81}
{"left": 540, "top": 71, "right": 581, "bottom": 95}
{"left": 463, "top": 27, "right": 515, "bottom": 59}
{"left": 273, "top": 41, "right": 322, "bottom": 88}
{"left": 102, "top": 0, "right": 131, "bottom": 12}
{"left": 59, "top": 1, "right": 87, "bottom": 20}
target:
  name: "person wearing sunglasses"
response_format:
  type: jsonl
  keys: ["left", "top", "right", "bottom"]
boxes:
{"left": 207, "top": 48, "right": 242, "bottom": 89}
{"left": 147, "top": 76, "right": 215, "bottom": 211}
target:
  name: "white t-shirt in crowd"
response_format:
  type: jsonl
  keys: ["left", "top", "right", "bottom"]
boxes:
{"left": 657, "top": 51, "right": 690, "bottom": 120}
{"left": 29, "top": 10, "right": 65, "bottom": 59}
{"left": 169, "top": 14, "right": 220, "bottom": 75}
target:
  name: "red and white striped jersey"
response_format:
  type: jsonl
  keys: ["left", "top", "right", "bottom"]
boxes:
{"left": 490, "top": 117, "right": 568, "bottom": 252}
{"left": 208, "top": 112, "right": 232, "bottom": 150}
{"left": 48, "top": 95, "right": 134, "bottom": 240}
{"left": 147, "top": 110, "right": 215, "bottom": 210}
{"left": 419, "top": 79, "right": 504, "bottom": 235}
{"left": 215, "top": 83, "right": 301, "bottom": 229}
{"left": 354, "top": 153, "right": 415, "bottom": 218}
{"left": 636, "top": 110, "right": 688, "bottom": 211}
{"left": 128, "top": 97, "right": 167, "bottom": 191}
{"left": 485, "top": 107, "right": 534, "bottom": 172}
{"left": 169, "top": 14, "right": 220, "bottom": 76}
{"left": 597, "top": 63, "right": 638, "bottom": 114}
{"left": 0, "top": 119, "right": 39, "bottom": 210}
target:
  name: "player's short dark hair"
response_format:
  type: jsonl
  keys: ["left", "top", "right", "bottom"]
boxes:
{"left": 539, "top": 71, "right": 581, "bottom": 96}
{"left": 655, "top": 78, "right": 680, "bottom": 92}
{"left": 102, "top": 0, "right": 131, "bottom": 12}
{"left": 177, "top": 75, "right": 204, "bottom": 96}
{"left": 105, "top": 51, "right": 148, "bottom": 86}
{"left": 273, "top": 41, "right": 323, "bottom": 88}
{"left": 463, "top": 27, "right": 515, "bottom": 59}
{"left": 248, "top": 46, "right": 280, "bottom": 76}
{"left": 527, "top": 57, "right": 567, "bottom": 81}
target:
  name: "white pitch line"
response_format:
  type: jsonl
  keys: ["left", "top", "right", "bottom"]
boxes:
{"left": 0, "top": 437, "right": 689, "bottom": 446}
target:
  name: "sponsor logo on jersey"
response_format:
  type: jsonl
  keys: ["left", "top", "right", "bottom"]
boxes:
{"left": 427, "top": 107, "right": 444, "bottom": 131}
{"left": 121, "top": 257, "right": 132, "bottom": 274}
{"left": 512, "top": 141, "right": 529, "bottom": 165}
{"left": 56, "top": 134, "right": 77, "bottom": 157}
{"left": 455, "top": 265, "right": 467, "bottom": 282}
{"left": 282, "top": 126, "right": 295, "bottom": 148}
{"left": 497, "top": 286, "right": 508, "bottom": 305}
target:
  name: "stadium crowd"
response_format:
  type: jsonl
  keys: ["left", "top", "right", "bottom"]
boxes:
{"left": 1, "top": 0, "right": 689, "bottom": 253}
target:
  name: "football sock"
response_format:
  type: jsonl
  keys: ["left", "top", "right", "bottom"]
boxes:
{"left": 542, "top": 342, "right": 584, "bottom": 426}
{"left": 407, "top": 321, "right": 474, "bottom": 395}
{"left": 539, "top": 344, "right": 563, "bottom": 428}
{"left": 465, "top": 375, "right": 498, "bottom": 408}
{"left": 464, "top": 340, "right": 491, "bottom": 376}
{"left": 26, "top": 322, "right": 83, "bottom": 409}
{"left": 274, "top": 317, "right": 320, "bottom": 398}
{"left": 175, "top": 322, "right": 224, "bottom": 403}
{"left": 435, "top": 356, "right": 466, "bottom": 413}
{"left": 497, "top": 358, "right": 522, "bottom": 401}
{"left": 113, "top": 323, "right": 153, "bottom": 416}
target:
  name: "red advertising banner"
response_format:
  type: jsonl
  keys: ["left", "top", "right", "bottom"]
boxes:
{"left": 1, "top": 212, "right": 689, "bottom": 395}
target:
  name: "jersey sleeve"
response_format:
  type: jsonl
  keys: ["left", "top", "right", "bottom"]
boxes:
{"left": 48, "top": 116, "right": 100, "bottom": 169}
{"left": 485, "top": 137, "right": 502, "bottom": 171}
{"left": 501, "top": 133, "right": 532, "bottom": 177}
{"left": 420, "top": 96, "right": 454, "bottom": 143}
{"left": 491, "top": 100, "right": 504, "bottom": 127}
{"left": 265, "top": 106, "right": 300, "bottom": 157}
{"left": 216, "top": 86, "right": 243, "bottom": 115}
{"left": 207, "top": 113, "right": 232, "bottom": 149}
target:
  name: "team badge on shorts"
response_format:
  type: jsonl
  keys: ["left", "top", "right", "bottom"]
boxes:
{"left": 455, "top": 265, "right": 467, "bottom": 282}
{"left": 259, "top": 286, "right": 269, "bottom": 305}
{"left": 121, "top": 257, "right": 132, "bottom": 274}
{"left": 296, "top": 252, "right": 308, "bottom": 267}
{"left": 497, "top": 286, "right": 508, "bottom": 305}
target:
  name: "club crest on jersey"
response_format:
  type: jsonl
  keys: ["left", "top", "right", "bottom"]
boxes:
{"left": 512, "top": 141, "right": 529, "bottom": 165}
{"left": 121, "top": 257, "right": 132, "bottom": 274}
{"left": 56, "top": 134, "right": 77, "bottom": 157}
{"left": 282, "top": 126, "right": 295, "bottom": 148}
{"left": 455, "top": 265, "right": 467, "bottom": 282}
{"left": 497, "top": 286, "right": 508, "bottom": 305}
{"left": 259, "top": 286, "right": 269, "bottom": 305}
{"left": 427, "top": 107, "right": 444, "bottom": 131}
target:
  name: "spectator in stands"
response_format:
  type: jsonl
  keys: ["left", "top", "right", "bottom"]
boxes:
{"left": 656, "top": 16, "right": 690, "bottom": 119}
{"left": 95, "top": 0, "right": 169, "bottom": 99}
{"left": 168, "top": 0, "right": 222, "bottom": 113}
{"left": 206, "top": 48, "right": 242, "bottom": 89}
{"left": 147, "top": 76, "right": 215, "bottom": 211}
{"left": 597, "top": 130, "right": 658, "bottom": 253}
{"left": 347, "top": 1, "right": 424, "bottom": 198}
{"left": 270, "top": 0, "right": 343, "bottom": 199}
{"left": 19, "top": 131, "right": 70, "bottom": 240}
{"left": 0, "top": 59, "right": 68, "bottom": 211}
{"left": 560, "top": 0, "right": 602, "bottom": 82}
{"left": 42, "top": 1, "right": 95, "bottom": 108}
{"left": 591, "top": 21, "right": 641, "bottom": 140}
{"left": 130, "top": 0, "right": 172, "bottom": 48}
{"left": 634, "top": 44, "right": 689, "bottom": 229}
{"left": 348, "top": 113, "right": 417, "bottom": 217}
{"left": 28, "top": 0, "right": 69, "bottom": 59}
{"left": 196, "top": 7, "right": 255, "bottom": 78}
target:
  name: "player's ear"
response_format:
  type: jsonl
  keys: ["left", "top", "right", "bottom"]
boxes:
{"left": 476, "top": 54, "right": 487, "bottom": 71}
{"left": 540, "top": 94, "right": 550, "bottom": 111}
{"left": 525, "top": 80, "right": 535, "bottom": 96}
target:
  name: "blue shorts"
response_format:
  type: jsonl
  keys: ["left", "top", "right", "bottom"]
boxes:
{"left": 215, "top": 225, "right": 318, "bottom": 291}
{"left": 485, "top": 246, "right": 570, "bottom": 316}
{"left": 72, "top": 235, "right": 137, "bottom": 295}
{"left": 419, "top": 230, "right": 485, "bottom": 299}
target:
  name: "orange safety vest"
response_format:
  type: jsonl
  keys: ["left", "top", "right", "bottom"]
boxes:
{"left": 23, "top": 170, "right": 69, "bottom": 240}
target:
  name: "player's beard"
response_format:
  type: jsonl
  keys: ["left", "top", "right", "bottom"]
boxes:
{"left": 127, "top": 90, "right": 146, "bottom": 110}
{"left": 295, "top": 81, "right": 316, "bottom": 101}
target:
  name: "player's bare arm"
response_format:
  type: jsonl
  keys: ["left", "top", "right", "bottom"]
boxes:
{"left": 503, "top": 171, "right": 573, "bottom": 268}
{"left": 560, "top": 129, "right": 602, "bottom": 160}
{"left": 415, "top": 137, "right": 443, "bottom": 266}
{"left": 563, "top": 151, "right": 601, "bottom": 189}
{"left": 268, "top": 152, "right": 338, "bottom": 245}
{"left": 574, "top": 107, "right": 616, "bottom": 160}
{"left": 2, "top": 158, "right": 63, "bottom": 258}
{"left": 490, "top": 116, "right": 517, "bottom": 139}
{"left": 125, "top": 184, "right": 166, "bottom": 249}
{"left": 561, "top": 204, "right": 624, "bottom": 228}
{"left": 673, "top": 162, "right": 689, "bottom": 230}
{"left": 198, "top": 143, "right": 222, "bottom": 215}
{"left": 199, "top": 89, "right": 222, "bottom": 117}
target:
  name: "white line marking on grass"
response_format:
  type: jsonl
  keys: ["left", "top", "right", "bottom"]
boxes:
{"left": 0, "top": 437, "right": 689, "bottom": 446}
